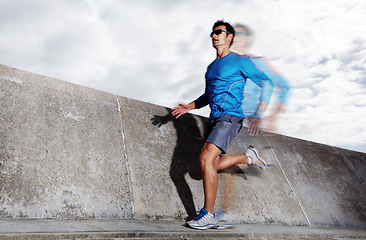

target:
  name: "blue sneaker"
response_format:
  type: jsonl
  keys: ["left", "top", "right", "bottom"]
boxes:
{"left": 245, "top": 145, "right": 267, "bottom": 169}
{"left": 186, "top": 208, "right": 219, "bottom": 230}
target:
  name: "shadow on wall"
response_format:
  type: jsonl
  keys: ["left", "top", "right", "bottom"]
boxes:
{"left": 152, "top": 110, "right": 205, "bottom": 221}
{"left": 151, "top": 109, "right": 261, "bottom": 220}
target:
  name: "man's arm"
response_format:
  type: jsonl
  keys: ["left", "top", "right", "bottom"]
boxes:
{"left": 255, "top": 57, "right": 292, "bottom": 133}
{"left": 243, "top": 56, "right": 274, "bottom": 135}
{"left": 171, "top": 91, "right": 209, "bottom": 119}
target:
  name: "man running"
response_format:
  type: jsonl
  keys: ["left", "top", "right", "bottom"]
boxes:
{"left": 172, "top": 20, "right": 274, "bottom": 230}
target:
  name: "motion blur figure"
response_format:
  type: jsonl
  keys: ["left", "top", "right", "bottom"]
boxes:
{"left": 218, "top": 24, "right": 292, "bottom": 222}
{"left": 233, "top": 24, "right": 292, "bottom": 134}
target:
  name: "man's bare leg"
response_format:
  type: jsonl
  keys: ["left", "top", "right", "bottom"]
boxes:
{"left": 199, "top": 142, "right": 222, "bottom": 215}
{"left": 217, "top": 154, "right": 251, "bottom": 171}
{"left": 200, "top": 143, "right": 253, "bottom": 214}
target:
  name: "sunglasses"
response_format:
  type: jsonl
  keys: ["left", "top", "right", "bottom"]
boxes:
{"left": 210, "top": 29, "right": 231, "bottom": 37}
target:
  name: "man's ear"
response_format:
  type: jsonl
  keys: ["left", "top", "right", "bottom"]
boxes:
{"left": 228, "top": 34, "right": 234, "bottom": 44}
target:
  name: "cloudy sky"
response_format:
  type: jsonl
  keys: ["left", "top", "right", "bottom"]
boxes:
{"left": 1, "top": 0, "right": 366, "bottom": 153}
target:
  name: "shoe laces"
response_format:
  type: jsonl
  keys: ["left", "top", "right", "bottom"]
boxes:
{"left": 193, "top": 208, "right": 207, "bottom": 221}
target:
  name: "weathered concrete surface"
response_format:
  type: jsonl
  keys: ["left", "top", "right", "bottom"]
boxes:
{"left": 0, "top": 64, "right": 134, "bottom": 219}
{"left": 1, "top": 219, "right": 366, "bottom": 240}
{"left": 0, "top": 64, "right": 365, "bottom": 229}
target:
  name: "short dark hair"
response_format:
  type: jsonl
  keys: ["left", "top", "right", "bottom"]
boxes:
{"left": 213, "top": 20, "right": 235, "bottom": 46}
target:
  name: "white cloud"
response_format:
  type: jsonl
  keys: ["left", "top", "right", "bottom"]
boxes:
{"left": 0, "top": 0, "right": 365, "bottom": 152}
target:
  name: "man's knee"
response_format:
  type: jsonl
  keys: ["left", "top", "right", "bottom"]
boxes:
{"left": 199, "top": 149, "right": 209, "bottom": 165}
{"left": 199, "top": 143, "right": 221, "bottom": 169}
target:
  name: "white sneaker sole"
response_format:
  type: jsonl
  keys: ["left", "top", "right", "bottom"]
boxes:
{"left": 186, "top": 222, "right": 219, "bottom": 230}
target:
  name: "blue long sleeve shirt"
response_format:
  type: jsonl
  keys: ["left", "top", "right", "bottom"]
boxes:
{"left": 243, "top": 55, "right": 292, "bottom": 117}
{"left": 195, "top": 52, "right": 274, "bottom": 119}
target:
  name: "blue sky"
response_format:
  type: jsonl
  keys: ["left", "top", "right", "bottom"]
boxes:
{"left": 1, "top": 0, "right": 366, "bottom": 153}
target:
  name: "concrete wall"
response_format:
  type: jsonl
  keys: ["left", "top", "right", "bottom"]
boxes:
{"left": 1, "top": 64, "right": 365, "bottom": 228}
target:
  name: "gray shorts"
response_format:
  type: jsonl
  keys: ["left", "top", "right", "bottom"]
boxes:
{"left": 206, "top": 115, "right": 243, "bottom": 154}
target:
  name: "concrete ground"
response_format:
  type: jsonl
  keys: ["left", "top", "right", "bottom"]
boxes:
{"left": 0, "top": 219, "right": 366, "bottom": 239}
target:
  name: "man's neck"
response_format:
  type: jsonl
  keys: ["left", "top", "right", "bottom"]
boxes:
{"left": 216, "top": 47, "right": 231, "bottom": 59}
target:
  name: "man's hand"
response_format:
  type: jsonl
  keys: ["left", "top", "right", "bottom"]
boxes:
{"left": 247, "top": 117, "right": 261, "bottom": 136}
{"left": 171, "top": 102, "right": 195, "bottom": 119}
{"left": 246, "top": 100, "right": 268, "bottom": 136}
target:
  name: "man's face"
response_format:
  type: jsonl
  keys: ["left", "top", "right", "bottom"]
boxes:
{"left": 211, "top": 25, "right": 232, "bottom": 49}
